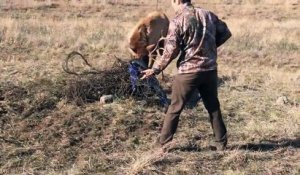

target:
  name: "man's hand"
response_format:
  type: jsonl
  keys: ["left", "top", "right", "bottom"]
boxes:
{"left": 141, "top": 69, "right": 155, "bottom": 80}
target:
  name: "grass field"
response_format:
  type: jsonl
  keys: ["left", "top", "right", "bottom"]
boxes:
{"left": 0, "top": 0, "right": 299, "bottom": 174}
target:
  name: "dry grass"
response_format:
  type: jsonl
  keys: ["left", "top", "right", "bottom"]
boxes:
{"left": 0, "top": 0, "right": 299, "bottom": 174}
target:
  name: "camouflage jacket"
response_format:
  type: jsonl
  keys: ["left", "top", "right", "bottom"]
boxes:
{"left": 154, "top": 3, "right": 231, "bottom": 74}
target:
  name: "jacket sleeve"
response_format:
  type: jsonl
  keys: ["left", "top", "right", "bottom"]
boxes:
{"left": 153, "top": 20, "right": 181, "bottom": 74}
{"left": 215, "top": 16, "right": 232, "bottom": 47}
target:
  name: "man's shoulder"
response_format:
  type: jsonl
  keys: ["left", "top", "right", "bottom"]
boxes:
{"left": 170, "top": 13, "right": 183, "bottom": 27}
{"left": 195, "top": 7, "right": 217, "bottom": 18}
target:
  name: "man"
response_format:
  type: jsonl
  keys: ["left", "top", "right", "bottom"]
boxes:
{"left": 141, "top": 0, "right": 232, "bottom": 150}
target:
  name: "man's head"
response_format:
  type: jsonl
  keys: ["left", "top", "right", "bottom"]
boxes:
{"left": 171, "top": 0, "right": 191, "bottom": 11}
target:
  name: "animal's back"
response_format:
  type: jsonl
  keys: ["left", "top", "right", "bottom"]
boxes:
{"left": 129, "top": 11, "right": 169, "bottom": 46}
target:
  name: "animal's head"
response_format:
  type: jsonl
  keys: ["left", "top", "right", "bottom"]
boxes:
{"left": 128, "top": 24, "right": 156, "bottom": 59}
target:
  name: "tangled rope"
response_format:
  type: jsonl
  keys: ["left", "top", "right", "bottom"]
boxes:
{"left": 62, "top": 51, "right": 168, "bottom": 105}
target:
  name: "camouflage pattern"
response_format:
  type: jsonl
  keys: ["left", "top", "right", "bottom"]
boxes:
{"left": 154, "top": 3, "right": 231, "bottom": 74}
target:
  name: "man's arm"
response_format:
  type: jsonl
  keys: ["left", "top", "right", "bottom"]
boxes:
{"left": 152, "top": 20, "right": 181, "bottom": 74}
{"left": 141, "top": 19, "right": 181, "bottom": 79}
{"left": 215, "top": 17, "right": 232, "bottom": 47}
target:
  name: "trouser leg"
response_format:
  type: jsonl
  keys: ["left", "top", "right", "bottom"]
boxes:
{"left": 159, "top": 74, "right": 197, "bottom": 145}
{"left": 209, "top": 110, "right": 227, "bottom": 142}
{"left": 197, "top": 70, "right": 227, "bottom": 142}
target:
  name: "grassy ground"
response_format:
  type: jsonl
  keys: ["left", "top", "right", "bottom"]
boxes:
{"left": 0, "top": 0, "right": 299, "bottom": 174}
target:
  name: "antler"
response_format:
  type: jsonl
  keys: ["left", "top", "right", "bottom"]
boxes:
{"left": 148, "top": 36, "right": 167, "bottom": 61}
{"left": 147, "top": 36, "right": 167, "bottom": 81}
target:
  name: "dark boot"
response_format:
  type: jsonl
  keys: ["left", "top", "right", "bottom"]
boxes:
{"left": 209, "top": 110, "right": 227, "bottom": 150}
{"left": 209, "top": 134, "right": 227, "bottom": 151}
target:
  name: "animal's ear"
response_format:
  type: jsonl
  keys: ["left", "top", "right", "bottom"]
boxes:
{"left": 128, "top": 48, "right": 137, "bottom": 57}
{"left": 138, "top": 24, "right": 147, "bottom": 34}
{"left": 146, "top": 44, "right": 156, "bottom": 52}
{"left": 138, "top": 24, "right": 148, "bottom": 42}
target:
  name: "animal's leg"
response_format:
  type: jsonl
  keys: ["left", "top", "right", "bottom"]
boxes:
{"left": 141, "top": 55, "right": 149, "bottom": 68}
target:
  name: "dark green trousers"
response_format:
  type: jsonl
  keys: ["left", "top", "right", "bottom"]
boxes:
{"left": 159, "top": 70, "right": 227, "bottom": 145}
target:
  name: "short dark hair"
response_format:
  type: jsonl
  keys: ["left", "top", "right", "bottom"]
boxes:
{"left": 180, "top": 0, "right": 191, "bottom": 3}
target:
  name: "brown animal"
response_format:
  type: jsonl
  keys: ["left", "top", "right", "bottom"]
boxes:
{"left": 128, "top": 11, "right": 169, "bottom": 68}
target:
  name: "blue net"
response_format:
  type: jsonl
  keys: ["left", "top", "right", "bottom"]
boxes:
{"left": 128, "top": 60, "right": 169, "bottom": 106}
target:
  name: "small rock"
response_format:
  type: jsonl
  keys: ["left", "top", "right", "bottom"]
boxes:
{"left": 100, "top": 95, "right": 113, "bottom": 104}
{"left": 276, "top": 96, "right": 288, "bottom": 105}
{"left": 127, "top": 110, "right": 137, "bottom": 115}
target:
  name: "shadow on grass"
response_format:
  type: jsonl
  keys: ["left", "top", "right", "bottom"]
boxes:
{"left": 166, "top": 138, "right": 300, "bottom": 153}
{"left": 229, "top": 137, "right": 300, "bottom": 152}
{"left": 168, "top": 145, "right": 202, "bottom": 152}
